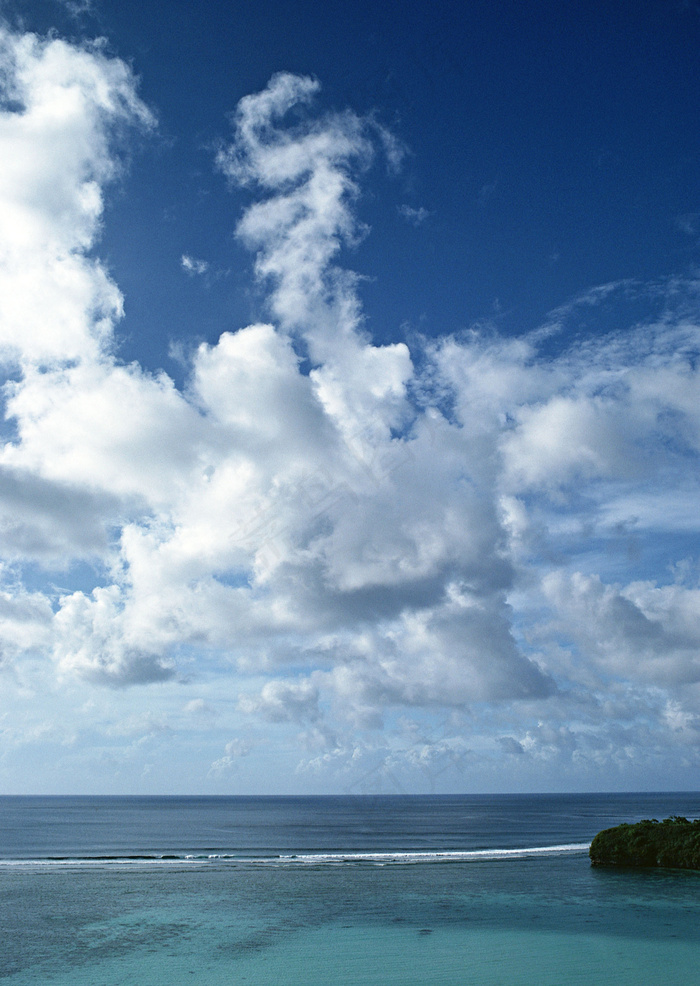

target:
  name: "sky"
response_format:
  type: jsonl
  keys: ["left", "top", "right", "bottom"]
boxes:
{"left": 0, "top": 0, "right": 699, "bottom": 794}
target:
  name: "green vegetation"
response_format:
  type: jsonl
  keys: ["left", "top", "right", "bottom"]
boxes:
{"left": 589, "top": 816, "right": 700, "bottom": 870}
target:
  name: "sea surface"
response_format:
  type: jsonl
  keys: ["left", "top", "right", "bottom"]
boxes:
{"left": 1, "top": 792, "right": 699, "bottom": 985}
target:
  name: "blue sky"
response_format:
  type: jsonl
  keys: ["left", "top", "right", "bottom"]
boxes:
{"left": 0, "top": 0, "right": 699, "bottom": 794}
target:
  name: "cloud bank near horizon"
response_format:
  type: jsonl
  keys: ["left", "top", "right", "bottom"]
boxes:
{"left": 1, "top": 28, "right": 700, "bottom": 790}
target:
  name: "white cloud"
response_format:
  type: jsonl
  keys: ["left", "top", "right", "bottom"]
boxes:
{"left": 181, "top": 254, "right": 209, "bottom": 276}
{"left": 53, "top": 585, "right": 176, "bottom": 686}
{"left": 398, "top": 204, "right": 430, "bottom": 226}
{"left": 0, "top": 585, "right": 53, "bottom": 663}
{"left": 239, "top": 678, "right": 321, "bottom": 723}
{"left": 0, "top": 28, "right": 153, "bottom": 367}
{"left": 1, "top": 42, "right": 700, "bottom": 788}
{"left": 208, "top": 737, "right": 250, "bottom": 775}
{"left": 541, "top": 571, "right": 700, "bottom": 688}
{"left": 54, "top": 0, "right": 96, "bottom": 15}
{"left": 676, "top": 212, "right": 700, "bottom": 237}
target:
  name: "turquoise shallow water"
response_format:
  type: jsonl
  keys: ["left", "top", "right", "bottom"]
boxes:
{"left": 1, "top": 794, "right": 699, "bottom": 984}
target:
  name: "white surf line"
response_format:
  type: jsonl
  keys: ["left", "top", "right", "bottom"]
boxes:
{"left": 276, "top": 843, "right": 591, "bottom": 863}
{"left": 0, "top": 843, "right": 593, "bottom": 867}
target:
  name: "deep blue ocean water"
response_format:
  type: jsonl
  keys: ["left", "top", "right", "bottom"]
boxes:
{"left": 1, "top": 793, "right": 699, "bottom": 984}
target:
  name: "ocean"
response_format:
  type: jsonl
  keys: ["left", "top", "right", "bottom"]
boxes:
{"left": 1, "top": 793, "right": 699, "bottom": 985}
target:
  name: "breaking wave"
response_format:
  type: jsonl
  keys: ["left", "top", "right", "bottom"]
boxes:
{"left": 0, "top": 843, "right": 590, "bottom": 868}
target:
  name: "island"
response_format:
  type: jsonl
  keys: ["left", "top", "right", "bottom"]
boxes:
{"left": 589, "top": 816, "right": 700, "bottom": 870}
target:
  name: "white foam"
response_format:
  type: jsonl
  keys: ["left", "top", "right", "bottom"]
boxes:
{"left": 0, "top": 842, "right": 591, "bottom": 868}
{"left": 276, "top": 843, "right": 591, "bottom": 864}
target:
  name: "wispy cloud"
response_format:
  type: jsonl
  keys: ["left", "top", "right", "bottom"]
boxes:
{"left": 477, "top": 177, "right": 498, "bottom": 207}
{"left": 181, "top": 254, "right": 210, "bottom": 276}
{"left": 53, "top": 0, "right": 96, "bottom": 16}
{"left": 676, "top": 212, "right": 700, "bottom": 237}
{"left": 398, "top": 204, "right": 430, "bottom": 226}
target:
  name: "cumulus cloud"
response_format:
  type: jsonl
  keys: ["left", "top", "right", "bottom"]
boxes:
{"left": 542, "top": 572, "right": 700, "bottom": 687}
{"left": 209, "top": 737, "right": 251, "bottom": 776}
{"left": 0, "top": 465, "right": 121, "bottom": 559}
{"left": 1, "top": 35, "right": 700, "bottom": 787}
{"left": 0, "top": 585, "right": 53, "bottom": 663}
{"left": 0, "top": 28, "right": 153, "bottom": 367}
{"left": 53, "top": 585, "right": 176, "bottom": 686}
{"left": 239, "top": 678, "right": 321, "bottom": 724}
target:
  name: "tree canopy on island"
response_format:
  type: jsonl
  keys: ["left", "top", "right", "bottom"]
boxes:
{"left": 589, "top": 816, "right": 700, "bottom": 870}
